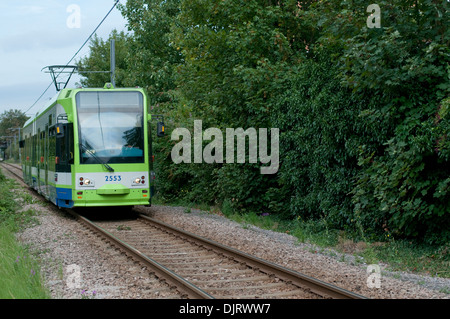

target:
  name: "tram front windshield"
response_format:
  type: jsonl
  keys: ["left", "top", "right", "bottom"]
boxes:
{"left": 76, "top": 91, "right": 145, "bottom": 164}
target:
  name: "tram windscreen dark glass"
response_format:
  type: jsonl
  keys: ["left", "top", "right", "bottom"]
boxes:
{"left": 76, "top": 91, "right": 145, "bottom": 164}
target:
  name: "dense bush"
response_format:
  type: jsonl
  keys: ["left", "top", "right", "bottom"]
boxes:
{"left": 330, "top": 1, "right": 450, "bottom": 243}
{"left": 271, "top": 53, "right": 373, "bottom": 223}
{"left": 352, "top": 97, "right": 450, "bottom": 244}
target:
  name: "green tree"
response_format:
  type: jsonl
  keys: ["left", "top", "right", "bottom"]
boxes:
{"left": 0, "top": 109, "right": 29, "bottom": 137}
{"left": 171, "top": 0, "right": 313, "bottom": 128}
{"left": 118, "top": 0, "right": 183, "bottom": 105}
{"left": 0, "top": 109, "right": 29, "bottom": 162}
{"left": 164, "top": 0, "right": 317, "bottom": 211}
{"left": 76, "top": 30, "right": 130, "bottom": 88}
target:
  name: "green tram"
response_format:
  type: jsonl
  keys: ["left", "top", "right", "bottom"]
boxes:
{"left": 20, "top": 84, "right": 163, "bottom": 208}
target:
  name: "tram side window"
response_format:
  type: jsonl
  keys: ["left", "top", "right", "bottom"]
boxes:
{"left": 24, "top": 137, "right": 28, "bottom": 161}
{"left": 49, "top": 127, "right": 56, "bottom": 165}
{"left": 40, "top": 131, "right": 45, "bottom": 163}
{"left": 37, "top": 130, "right": 41, "bottom": 165}
{"left": 29, "top": 136, "right": 32, "bottom": 162}
{"left": 32, "top": 135, "right": 36, "bottom": 165}
{"left": 27, "top": 136, "right": 30, "bottom": 162}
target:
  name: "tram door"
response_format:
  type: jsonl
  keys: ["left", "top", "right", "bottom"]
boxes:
{"left": 32, "top": 134, "right": 36, "bottom": 189}
{"left": 37, "top": 128, "right": 41, "bottom": 192}
{"left": 44, "top": 124, "right": 49, "bottom": 196}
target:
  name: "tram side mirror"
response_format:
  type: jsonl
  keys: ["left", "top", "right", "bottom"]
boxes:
{"left": 56, "top": 124, "right": 65, "bottom": 138}
{"left": 157, "top": 121, "right": 165, "bottom": 137}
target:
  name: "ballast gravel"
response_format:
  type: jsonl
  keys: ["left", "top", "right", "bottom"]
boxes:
{"left": 10, "top": 177, "right": 449, "bottom": 299}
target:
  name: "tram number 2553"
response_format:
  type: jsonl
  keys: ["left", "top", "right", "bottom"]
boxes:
{"left": 105, "top": 175, "right": 122, "bottom": 182}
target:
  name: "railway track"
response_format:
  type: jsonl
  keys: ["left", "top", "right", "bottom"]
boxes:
{"left": 1, "top": 162, "right": 23, "bottom": 180}
{"left": 1, "top": 162, "right": 368, "bottom": 299}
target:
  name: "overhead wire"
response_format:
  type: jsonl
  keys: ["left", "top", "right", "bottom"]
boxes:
{"left": 24, "top": 0, "right": 120, "bottom": 115}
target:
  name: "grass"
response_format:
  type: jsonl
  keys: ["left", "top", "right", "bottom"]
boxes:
{"left": 374, "top": 240, "right": 450, "bottom": 277}
{"left": 0, "top": 227, "right": 49, "bottom": 298}
{"left": 0, "top": 168, "right": 50, "bottom": 299}
{"left": 242, "top": 213, "right": 449, "bottom": 279}
{"left": 238, "top": 212, "right": 448, "bottom": 279}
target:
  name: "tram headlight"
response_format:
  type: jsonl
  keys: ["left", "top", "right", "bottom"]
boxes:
{"left": 132, "top": 176, "right": 145, "bottom": 186}
{"left": 79, "top": 177, "right": 94, "bottom": 187}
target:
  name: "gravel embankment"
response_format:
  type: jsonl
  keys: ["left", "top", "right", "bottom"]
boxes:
{"left": 15, "top": 202, "right": 449, "bottom": 299}
{"left": 6, "top": 167, "right": 448, "bottom": 299}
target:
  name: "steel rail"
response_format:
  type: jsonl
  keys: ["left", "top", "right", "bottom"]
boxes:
{"left": 139, "top": 214, "right": 368, "bottom": 299}
{"left": 0, "top": 162, "right": 23, "bottom": 180}
{"left": 67, "top": 210, "right": 214, "bottom": 299}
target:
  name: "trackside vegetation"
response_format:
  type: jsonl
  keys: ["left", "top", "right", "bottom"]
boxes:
{"left": 77, "top": 0, "right": 448, "bottom": 275}
{"left": 0, "top": 169, "right": 50, "bottom": 299}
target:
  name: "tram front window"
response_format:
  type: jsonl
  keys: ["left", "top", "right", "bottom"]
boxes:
{"left": 76, "top": 91, "right": 145, "bottom": 164}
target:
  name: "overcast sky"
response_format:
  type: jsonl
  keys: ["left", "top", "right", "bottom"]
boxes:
{"left": 0, "top": 0, "right": 127, "bottom": 117}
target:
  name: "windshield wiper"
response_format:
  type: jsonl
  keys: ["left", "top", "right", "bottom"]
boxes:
{"left": 80, "top": 143, "right": 114, "bottom": 172}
